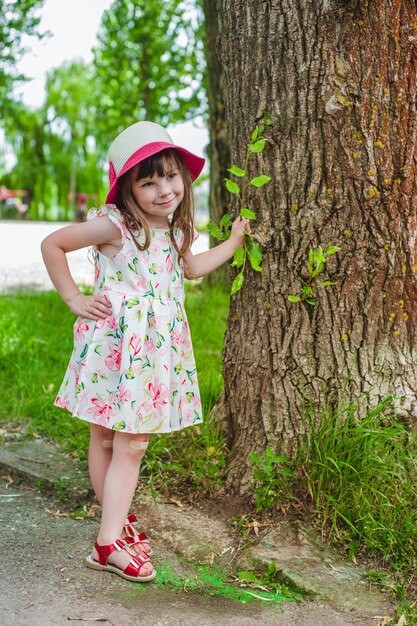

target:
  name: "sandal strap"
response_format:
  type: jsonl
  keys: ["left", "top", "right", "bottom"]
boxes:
{"left": 126, "top": 513, "right": 138, "bottom": 525}
{"left": 94, "top": 538, "right": 125, "bottom": 566}
{"left": 124, "top": 554, "right": 149, "bottom": 577}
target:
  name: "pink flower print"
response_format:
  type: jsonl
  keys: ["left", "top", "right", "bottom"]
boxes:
{"left": 106, "top": 315, "right": 119, "bottom": 330}
{"left": 166, "top": 253, "right": 173, "bottom": 273}
{"left": 129, "top": 333, "right": 142, "bottom": 357}
{"left": 74, "top": 319, "right": 89, "bottom": 341}
{"left": 105, "top": 343, "right": 122, "bottom": 371}
{"left": 147, "top": 379, "right": 170, "bottom": 417}
{"left": 55, "top": 393, "right": 71, "bottom": 410}
{"left": 132, "top": 276, "right": 148, "bottom": 292}
{"left": 87, "top": 397, "right": 115, "bottom": 422}
{"left": 182, "top": 332, "right": 192, "bottom": 350}
{"left": 118, "top": 384, "right": 132, "bottom": 404}
{"left": 136, "top": 401, "right": 153, "bottom": 422}
{"left": 149, "top": 243, "right": 159, "bottom": 256}
{"left": 94, "top": 261, "right": 100, "bottom": 281}
{"left": 171, "top": 327, "right": 182, "bottom": 346}
{"left": 95, "top": 317, "right": 106, "bottom": 329}
{"left": 184, "top": 409, "right": 195, "bottom": 424}
{"left": 119, "top": 220, "right": 131, "bottom": 240}
{"left": 120, "top": 248, "right": 136, "bottom": 263}
{"left": 157, "top": 263, "right": 165, "bottom": 274}
{"left": 144, "top": 337, "right": 157, "bottom": 353}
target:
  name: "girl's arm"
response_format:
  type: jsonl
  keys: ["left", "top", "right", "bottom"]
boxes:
{"left": 41, "top": 217, "right": 121, "bottom": 319}
{"left": 184, "top": 216, "right": 251, "bottom": 280}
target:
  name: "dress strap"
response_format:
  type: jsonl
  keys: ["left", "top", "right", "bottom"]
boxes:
{"left": 86, "top": 204, "right": 131, "bottom": 242}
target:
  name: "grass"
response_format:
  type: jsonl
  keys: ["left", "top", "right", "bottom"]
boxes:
{"left": 0, "top": 281, "right": 230, "bottom": 493}
{"left": 249, "top": 392, "right": 417, "bottom": 619}
{"left": 298, "top": 394, "right": 417, "bottom": 578}
{"left": 122, "top": 561, "right": 299, "bottom": 605}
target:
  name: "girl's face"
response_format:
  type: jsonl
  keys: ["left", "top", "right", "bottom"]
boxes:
{"left": 130, "top": 160, "right": 184, "bottom": 228}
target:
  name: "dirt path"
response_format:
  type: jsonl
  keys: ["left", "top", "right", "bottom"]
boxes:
{"left": 0, "top": 480, "right": 388, "bottom": 626}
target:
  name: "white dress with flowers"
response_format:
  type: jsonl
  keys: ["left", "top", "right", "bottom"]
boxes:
{"left": 55, "top": 205, "right": 203, "bottom": 433}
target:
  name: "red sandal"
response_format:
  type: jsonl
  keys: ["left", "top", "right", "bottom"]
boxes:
{"left": 123, "top": 514, "right": 153, "bottom": 556}
{"left": 85, "top": 538, "right": 156, "bottom": 582}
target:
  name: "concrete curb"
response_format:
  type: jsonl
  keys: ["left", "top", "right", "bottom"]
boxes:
{"left": 0, "top": 439, "right": 93, "bottom": 501}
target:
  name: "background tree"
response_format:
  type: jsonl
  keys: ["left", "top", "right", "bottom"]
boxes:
{"left": 201, "top": 0, "right": 230, "bottom": 284}
{"left": 45, "top": 61, "right": 103, "bottom": 216}
{"left": 93, "top": 0, "right": 206, "bottom": 152}
{"left": 0, "top": 0, "right": 45, "bottom": 109}
{"left": 213, "top": 0, "right": 417, "bottom": 493}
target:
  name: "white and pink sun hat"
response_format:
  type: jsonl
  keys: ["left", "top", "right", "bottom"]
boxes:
{"left": 106, "top": 121, "right": 205, "bottom": 204}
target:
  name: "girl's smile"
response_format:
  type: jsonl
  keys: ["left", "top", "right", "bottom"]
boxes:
{"left": 130, "top": 167, "right": 184, "bottom": 228}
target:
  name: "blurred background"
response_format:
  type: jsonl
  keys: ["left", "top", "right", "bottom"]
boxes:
{"left": 0, "top": 0, "right": 209, "bottom": 224}
{"left": 0, "top": 0, "right": 211, "bottom": 290}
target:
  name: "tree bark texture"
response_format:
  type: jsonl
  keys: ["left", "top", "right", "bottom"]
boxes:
{"left": 202, "top": 0, "right": 231, "bottom": 285}
{"left": 214, "top": 0, "right": 417, "bottom": 493}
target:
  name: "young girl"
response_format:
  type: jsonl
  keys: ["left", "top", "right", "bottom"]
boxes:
{"left": 41, "top": 120, "right": 250, "bottom": 583}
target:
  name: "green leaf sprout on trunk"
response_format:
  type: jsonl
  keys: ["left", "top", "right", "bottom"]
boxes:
{"left": 207, "top": 111, "right": 272, "bottom": 295}
{"left": 288, "top": 244, "right": 341, "bottom": 306}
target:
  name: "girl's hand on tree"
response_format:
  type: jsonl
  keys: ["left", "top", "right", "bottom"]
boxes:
{"left": 230, "top": 216, "right": 251, "bottom": 248}
{"left": 67, "top": 293, "right": 112, "bottom": 320}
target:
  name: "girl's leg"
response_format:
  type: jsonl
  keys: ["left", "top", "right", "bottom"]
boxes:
{"left": 88, "top": 424, "right": 115, "bottom": 504}
{"left": 93, "top": 432, "right": 153, "bottom": 575}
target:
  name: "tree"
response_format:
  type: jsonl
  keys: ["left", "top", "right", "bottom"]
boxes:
{"left": 201, "top": 0, "right": 230, "bottom": 284}
{"left": 0, "top": 0, "right": 45, "bottom": 108}
{"left": 93, "top": 0, "right": 206, "bottom": 151}
{"left": 45, "top": 61, "right": 103, "bottom": 214}
{"left": 213, "top": 0, "right": 417, "bottom": 493}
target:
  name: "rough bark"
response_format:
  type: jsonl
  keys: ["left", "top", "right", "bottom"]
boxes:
{"left": 214, "top": 0, "right": 417, "bottom": 494}
{"left": 202, "top": 0, "right": 230, "bottom": 285}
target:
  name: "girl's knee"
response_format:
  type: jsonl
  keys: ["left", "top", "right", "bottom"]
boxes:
{"left": 114, "top": 433, "right": 150, "bottom": 462}
{"left": 90, "top": 424, "right": 115, "bottom": 447}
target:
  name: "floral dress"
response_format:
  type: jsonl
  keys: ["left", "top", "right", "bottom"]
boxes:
{"left": 55, "top": 205, "right": 203, "bottom": 433}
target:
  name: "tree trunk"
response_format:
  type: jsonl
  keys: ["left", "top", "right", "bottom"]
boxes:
{"left": 214, "top": 0, "right": 417, "bottom": 494}
{"left": 202, "top": 0, "right": 230, "bottom": 285}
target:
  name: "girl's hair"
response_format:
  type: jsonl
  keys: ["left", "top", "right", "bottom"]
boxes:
{"left": 115, "top": 149, "right": 195, "bottom": 261}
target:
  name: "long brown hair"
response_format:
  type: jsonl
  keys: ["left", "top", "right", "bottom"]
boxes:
{"left": 115, "top": 149, "right": 195, "bottom": 261}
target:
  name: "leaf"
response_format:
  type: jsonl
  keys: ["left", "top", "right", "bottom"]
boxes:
{"left": 250, "top": 175, "right": 271, "bottom": 188}
{"left": 288, "top": 295, "right": 301, "bottom": 303}
{"left": 247, "top": 240, "right": 263, "bottom": 261}
{"left": 236, "top": 570, "right": 258, "bottom": 583}
{"left": 224, "top": 178, "right": 240, "bottom": 194}
{"left": 207, "top": 222, "right": 225, "bottom": 240}
{"left": 232, "top": 246, "right": 245, "bottom": 268}
{"left": 231, "top": 271, "right": 244, "bottom": 294}
{"left": 319, "top": 281, "right": 336, "bottom": 287}
{"left": 325, "top": 245, "right": 341, "bottom": 255}
{"left": 251, "top": 127, "right": 259, "bottom": 142}
{"left": 227, "top": 165, "right": 246, "bottom": 177}
{"left": 241, "top": 207, "right": 256, "bottom": 219}
{"left": 248, "top": 255, "right": 262, "bottom": 272}
{"left": 219, "top": 213, "right": 232, "bottom": 229}
{"left": 249, "top": 138, "right": 266, "bottom": 153}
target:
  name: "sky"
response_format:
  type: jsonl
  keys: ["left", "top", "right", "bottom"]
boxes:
{"left": 13, "top": 0, "right": 208, "bottom": 157}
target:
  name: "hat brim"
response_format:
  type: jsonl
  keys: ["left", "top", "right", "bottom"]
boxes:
{"left": 106, "top": 142, "right": 205, "bottom": 204}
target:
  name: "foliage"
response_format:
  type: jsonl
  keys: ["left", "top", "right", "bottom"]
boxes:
{"left": 207, "top": 111, "right": 272, "bottom": 294}
{"left": 298, "top": 394, "right": 417, "bottom": 576}
{"left": 92, "top": 0, "right": 206, "bottom": 151}
{"left": 288, "top": 244, "right": 340, "bottom": 306}
{"left": 0, "top": 0, "right": 45, "bottom": 108}
{"left": 249, "top": 447, "right": 294, "bottom": 512}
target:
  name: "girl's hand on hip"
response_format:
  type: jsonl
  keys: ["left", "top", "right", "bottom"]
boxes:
{"left": 67, "top": 293, "right": 112, "bottom": 320}
{"left": 230, "top": 216, "right": 251, "bottom": 248}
